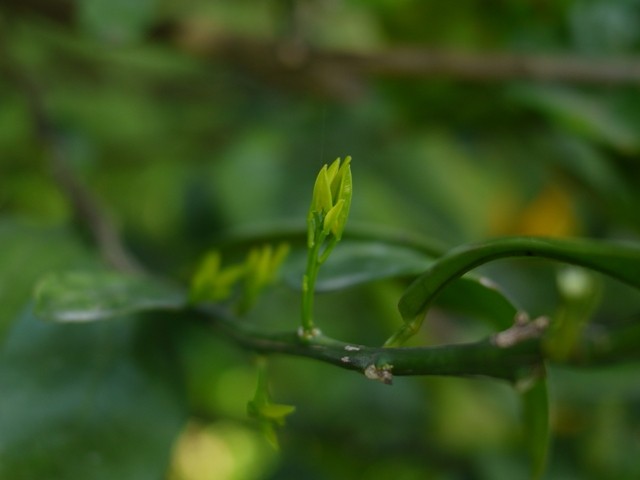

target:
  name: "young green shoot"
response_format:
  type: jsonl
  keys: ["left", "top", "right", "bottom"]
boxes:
{"left": 300, "top": 156, "right": 352, "bottom": 339}
{"left": 246, "top": 357, "right": 296, "bottom": 448}
{"left": 189, "top": 243, "right": 289, "bottom": 314}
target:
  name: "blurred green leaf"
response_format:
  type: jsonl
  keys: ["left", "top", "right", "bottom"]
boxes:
{"left": 0, "top": 222, "right": 95, "bottom": 339}
{"left": 512, "top": 86, "right": 639, "bottom": 153}
{"left": 549, "top": 136, "right": 638, "bottom": 226}
{"left": 569, "top": 1, "right": 640, "bottom": 53}
{"left": 286, "top": 241, "right": 518, "bottom": 330}
{"left": 434, "top": 276, "right": 518, "bottom": 331}
{"left": 35, "top": 271, "right": 186, "bottom": 323}
{"left": 520, "top": 374, "right": 550, "bottom": 480}
{"left": 0, "top": 308, "right": 186, "bottom": 480}
{"left": 287, "top": 241, "right": 433, "bottom": 292}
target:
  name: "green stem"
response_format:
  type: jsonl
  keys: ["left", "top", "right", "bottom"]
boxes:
{"left": 301, "top": 225, "right": 325, "bottom": 337}
{"left": 318, "top": 236, "right": 339, "bottom": 265}
{"left": 200, "top": 305, "right": 542, "bottom": 383}
{"left": 384, "top": 315, "right": 422, "bottom": 348}
{"left": 252, "top": 355, "right": 270, "bottom": 403}
{"left": 195, "top": 306, "right": 640, "bottom": 383}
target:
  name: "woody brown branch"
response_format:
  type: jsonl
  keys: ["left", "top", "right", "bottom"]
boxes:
{"left": 5, "top": 1, "right": 640, "bottom": 96}
{"left": 177, "top": 31, "right": 640, "bottom": 97}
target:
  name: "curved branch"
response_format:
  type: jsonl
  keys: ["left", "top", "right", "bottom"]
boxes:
{"left": 385, "top": 236, "right": 640, "bottom": 346}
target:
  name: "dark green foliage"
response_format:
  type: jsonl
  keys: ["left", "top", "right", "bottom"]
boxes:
{"left": 0, "top": 309, "right": 186, "bottom": 480}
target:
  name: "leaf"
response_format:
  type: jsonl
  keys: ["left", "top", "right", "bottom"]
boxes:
{"left": 35, "top": 271, "right": 187, "bottom": 323}
{"left": 332, "top": 157, "right": 353, "bottom": 241}
{"left": 285, "top": 241, "right": 433, "bottom": 292}
{"left": 0, "top": 307, "right": 186, "bottom": 480}
{"left": 520, "top": 374, "right": 550, "bottom": 480}
{"left": 311, "top": 164, "right": 333, "bottom": 215}
{"left": 399, "top": 236, "right": 640, "bottom": 322}
{"left": 0, "top": 222, "right": 95, "bottom": 339}
{"left": 285, "top": 241, "right": 518, "bottom": 330}
{"left": 434, "top": 276, "right": 518, "bottom": 331}
{"left": 512, "top": 86, "right": 638, "bottom": 153}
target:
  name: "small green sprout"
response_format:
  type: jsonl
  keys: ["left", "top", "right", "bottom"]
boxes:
{"left": 301, "top": 156, "right": 352, "bottom": 338}
{"left": 189, "top": 251, "right": 245, "bottom": 304}
{"left": 246, "top": 357, "right": 296, "bottom": 448}
{"left": 189, "top": 243, "right": 289, "bottom": 314}
{"left": 308, "top": 156, "right": 352, "bottom": 247}
{"left": 239, "top": 243, "right": 290, "bottom": 314}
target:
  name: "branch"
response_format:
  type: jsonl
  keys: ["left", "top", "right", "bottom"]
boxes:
{"left": 48, "top": 154, "right": 145, "bottom": 274}
{"left": 195, "top": 305, "right": 640, "bottom": 384}
{"left": 344, "top": 48, "right": 640, "bottom": 85}
{"left": 197, "top": 306, "right": 543, "bottom": 384}
{"left": 177, "top": 33, "right": 640, "bottom": 98}
{"left": 6, "top": 1, "right": 640, "bottom": 96}
{"left": 0, "top": 39, "right": 143, "bottom": 274}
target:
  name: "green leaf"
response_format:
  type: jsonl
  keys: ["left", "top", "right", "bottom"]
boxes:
{"left": 190, "top": 251, "right": 223, "bottom": 303}
{"left": 333, "top": 159, "right": 353, "bottom": 241}
{"left": 0, "top": 308, "right": 186, "bottom": 480}
{"left": 399, "top": 236, "right": 640, "bottom": 322}
{"left": 257, "top": 403, "right": 297, "bottom": 421}
{"left": 35, "top": 271, "right": 187, "bottom": 323}
{"left": 285, "top": 241, "right": 518, "bottom": 330}
{"left": 0, "top": 221, "right": 95, "bottom": 339}
{"left": 520, "top": 374, "right": 550, "bottom": 480}
{"left": 326, "top": 157, "right": 342, "bottom": 188}
{"left": 190, "top": 250, "right": 248, "bottom": 304}
{"left": 311, "top": 164, "right": 333, "bottom": 215}
{"left": 323, "top": 199, "right": 345, "bottom": 236}
{"left": 512, "top": 86, "right": 638, "bottom": 153}
{"left": 285, "top": 241, "right": 433, "bottom": 292}
{"left": 434, "top": 276, "right": 518, "bottom": 331}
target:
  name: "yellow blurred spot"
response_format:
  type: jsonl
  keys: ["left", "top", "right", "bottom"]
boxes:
{"left": 168, "top": 420, "right": 277, "bottom": 480}
{"left": 508, "top": 184, "right": 578, "bottom": 237}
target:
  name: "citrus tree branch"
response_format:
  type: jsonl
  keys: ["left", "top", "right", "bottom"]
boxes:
{"left": 5, "top": 1, "right": 640, "bottom": 94}
{"left": 177, "top": 33, "right": 640, "bottom": 99}
{"left": 197, "top": 306, "right": 640, "bottom": 385}
{"left": 0, "top": 35, "right": 143, "bottom": 274}
{"left": 199, "top": 307, "right": 541, "bottom": 384}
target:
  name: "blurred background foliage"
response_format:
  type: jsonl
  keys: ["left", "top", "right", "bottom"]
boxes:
{"left": 2, "top": 0, "right": 640, "bottom": 479}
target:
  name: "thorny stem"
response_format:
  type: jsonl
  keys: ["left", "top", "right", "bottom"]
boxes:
{"left": 196, "top": 305, "right": 640, "bottom": 384}
{"left": 202, "top": 305, "right": 543, "bottom": 384}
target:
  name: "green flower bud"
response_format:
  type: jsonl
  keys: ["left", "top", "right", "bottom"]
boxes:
{"left": 308, "top": 156, "right": 353, "bottom": 242}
